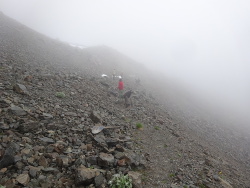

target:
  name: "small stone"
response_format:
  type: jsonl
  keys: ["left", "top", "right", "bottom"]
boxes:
{"left": 0, "top": 168, "right": 7, "bottom": 173}
{"left": 10, "top": 105, "right": 27, "bottom": 116}
{"left": 29, "top": 166, "right": 42, "bottom": 178}
{"left": 89, "top": 111, "right": 101, "bottom": 123}
{"left": 56, "top": 155, "right": 70, "bottom": 167}
{"left": 42, "top": 167, "right": 58, "bottom": 172}
{"left": 16, "top": 174, "right": 30, "bottom": 186}
{"left": 13, "top": 83, "right": 29, "bottom": 95}
{"left": 39, "top": 137, "right": 54, "bottom": 143}
{"left": 98, "top": 152, "right": 114, "bottom": 167}
{"left": 128, "top": 171, "right": 142, "bottom": 188}
{"left": 65, "top": 112, "right": 78, "bottom": 116}
{"left": 86, "top": 144, "right": 92, "bottom": 151}
{"left": 94, "top": 173, "right": 105, "bottom": 187}
{"left": 75, "top": 166, "right": 100, "bottom": 186}
{"left": 42, "top": 113, "right": 53, "bottom": 119}
{"left": 38, "top": 156, "right": 48, "bottom": 167}
{"left": 213, "top": 175, "right": 219, "bottom": 181}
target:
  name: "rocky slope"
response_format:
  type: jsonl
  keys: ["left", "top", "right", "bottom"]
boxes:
{"left": 0, "top": 12, "right": 250, "bottom": 188}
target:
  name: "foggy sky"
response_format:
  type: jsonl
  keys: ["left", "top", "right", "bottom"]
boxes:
{"left": 1, "top": 0, "right": 250, "bottom": 124}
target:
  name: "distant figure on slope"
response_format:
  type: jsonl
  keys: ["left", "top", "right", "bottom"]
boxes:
{"left": 112, "top": 69, "right": 116, "bottom": 80}
{"left": 118, "top": 78, "right": 124, "bottom": 98}
{"left": 123, "top": 90, "right": 133, "bottom": 108}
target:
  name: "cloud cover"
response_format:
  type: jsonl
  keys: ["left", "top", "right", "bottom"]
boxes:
{"left": 1, "top": 0, "right": 250, "bottom": 124}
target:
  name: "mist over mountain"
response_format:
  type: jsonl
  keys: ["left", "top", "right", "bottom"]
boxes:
{"left": 0, "top": 10, "right": 250, "bottom": 188}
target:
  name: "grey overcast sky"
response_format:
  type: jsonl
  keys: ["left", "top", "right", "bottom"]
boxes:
{"left": 1, "top": 0, "right": 250, "bottom": 122}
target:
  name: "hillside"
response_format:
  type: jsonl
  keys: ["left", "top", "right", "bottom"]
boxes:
{"left": 0, "top": 12, "right": 250, "bottom": 188}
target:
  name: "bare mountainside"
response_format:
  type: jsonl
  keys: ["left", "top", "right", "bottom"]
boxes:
{"left": 0, "top": 12, "right": 250, "bottom": 188}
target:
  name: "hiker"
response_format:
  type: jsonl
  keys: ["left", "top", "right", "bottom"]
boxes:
{"left": 112, "top": 69, "right": 116, "bottom": 80}
{"left": 123, "top": 90, "right": 133, "bottom": 107}
{"left": 118, "top": 78, "right": 124, "bottom": 98}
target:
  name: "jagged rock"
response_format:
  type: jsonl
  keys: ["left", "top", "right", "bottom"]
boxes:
{"left": 29, "top": 166, "right": 42, "bottom": 178}
{"left": 17, "top": 121, "right": 40, "bottom": 133}
{"left": 0, "top": 123, "right": 9, "bottom": 130}
{"left": 41, "top": 167, "right": 58, "bottom": 173}
{"left": 98, "top": 152, "right": 114, "bottom": 167}
{"left": 94, "top": 134, "right": 107, "bottom": 146}
{"left": 41, "top": 113, "right": 53, "bottom": 119}
{"left": 39, "top": 137, "right": 55, "bottom": 143}
{"left": 115, "top": 144, "right": 125, "bottom": 152}
{"left": 94, "top": 173, "right": 106, "bottom": 187}
{"left": 75, "top": 155, "right": 87, "bottom": 167}
{"left": 86, "top": 144, "right": 93, "bottom": 151}
{"left": 15, "top": 161, "right": 25, "bottom": 169}
{"left": 56, "top": 155, "right": 70, "bottom": 167}
{"left": 100, "top": 81, "right": 110, "bottom": 88}
{"left": 38, "top": 155, "right": 48, "bottom": 167}
{"left": 90, "top": 111, "right": 102, "bottom": 123}
{"left": 86, "top": 156, "right": 98, "bottom": 165}
{"left": 75, "top": 166, "right": 100, "bottom": 186}
{"left": 0, "top": 143, "right": 16, "bottom": 169}
{"left": 0, "top": 99, "right": 11, "bottom": 108}
{"left": 9, "top": 105, "right": 27, "bottom": 116}
{"left": 16, "top": 173, "right": 30, "bottom": 186}
{"left": 13, "top": 83, "right": 29, "bottom": 95}
{"left": 117, "top": 158, "right": 128, "bottom": 166}
{"left": 128, "top": 171, "right": 142, "bottom": 188}
{"left": 64, "top": 112, "right": 78, "bottom": 116}
{"left": 106, "top": 138, "right": 119, "bottom": 147}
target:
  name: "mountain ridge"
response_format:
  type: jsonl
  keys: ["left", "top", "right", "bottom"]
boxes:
{"left": 0, "top": 12, "right": 250, "bottom": 188}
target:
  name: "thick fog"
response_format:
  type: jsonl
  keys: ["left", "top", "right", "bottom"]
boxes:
{"left": 1, "top": 0, "right": 250, "bottom": 127}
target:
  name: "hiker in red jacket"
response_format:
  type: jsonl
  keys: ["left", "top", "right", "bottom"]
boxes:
{"left": 118, "top": 78, "right": 124, "bottom": 98}
{"left": 118, "top": 78, "right": 124, "bottom": 92}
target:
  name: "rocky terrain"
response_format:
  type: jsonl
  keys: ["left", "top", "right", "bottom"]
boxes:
{"left": 0, "top": 12, "right": 250, "bottom": 188}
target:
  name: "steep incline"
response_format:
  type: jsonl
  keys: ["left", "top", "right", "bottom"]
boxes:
{"left": 0, "top": 12, "right": 250, "bottom": 188}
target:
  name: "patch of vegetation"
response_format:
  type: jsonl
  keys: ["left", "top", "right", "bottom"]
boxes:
{"left": 0, "top": 185, "right": 6, "bottom": 188}
{"left": 55, "top": 92, "right": 65, "bottom": 98}
{"left": 198, "top": 184, "right": 206, "bottom": 188}
{"left": 136, "top": 123, "right": 143, "bottom": 129}
{"left": 169, "top": 173, "right": 175, "bottom": 178}
{"left": 154, "top": 126, "right": 160, "bottom": 130}
{"left": 108, "top": 174, "right": 132, "bottom": 188}
{"left": 183, "top": 185, "right": 188, "bottom": 188}
{"left": 124, "top": 118, "right": 131, "bottom": 123}
{"left": 164, "top": 144, "right": 168, "bottom": 148}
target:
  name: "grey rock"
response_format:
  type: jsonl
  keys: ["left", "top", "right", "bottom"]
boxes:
{"left": 98, "top": 152, "right": 115, "bottom": 167}
{"left": 13, "top": 83, "right": 29, "bottom": 95}
{"left": 9, "top": 105, "right": 27, "bottom": 116}
{"left": 41, "top": 113, "right": 53, "bottom": 119}
{"left": 41, "top": 167, "right": 58, "bottom": 172}
{"left": 75, "top": 166, "right": 100, "bottom": 186}
{"left": 0, "top": 143, "right": 16, "bottom": 169}
{"left": 87, "top": 156, "right": 98, "bottom": 165}
{"left": 105, "top": 138, "right": 119, "bottom": 147}
{"left": 94, "top": 173, "right": 106, "bottom": 187}
{"left": 74, "top": 156, "right": 87, "bottom": 167}
{"left": 128, "top": 171, "right": 142, "bottom": 188}
{"left": 90, "top": 111, "right": 102, "bottom": 123}
{"left": 39, "top": 137, "right": 55, "bottom": 143}
{"left": 94, "top": 135, "right": 107, "bottom": 146}
{"left": 0, "top": 99, "right": 11, "bottom": 108}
